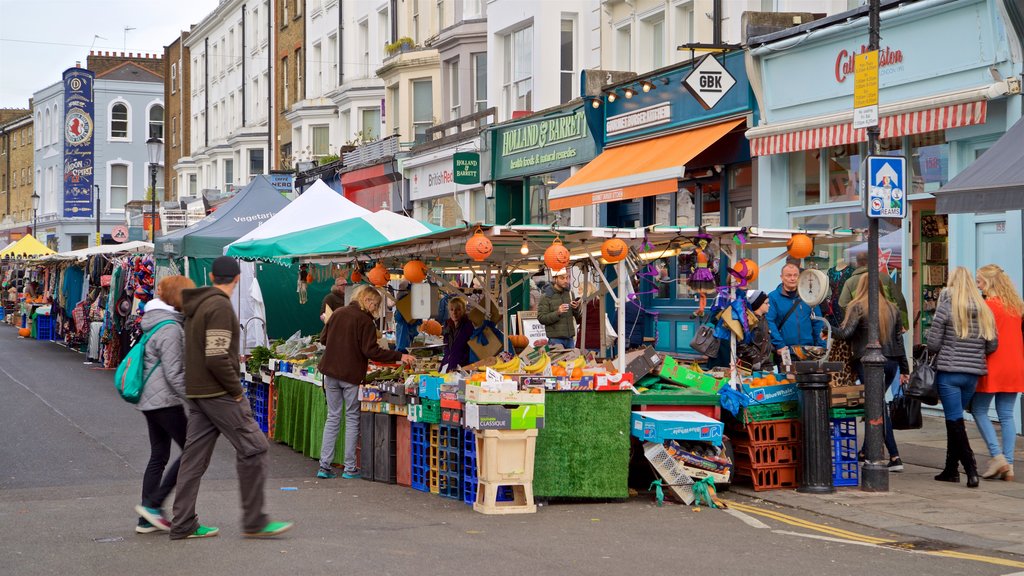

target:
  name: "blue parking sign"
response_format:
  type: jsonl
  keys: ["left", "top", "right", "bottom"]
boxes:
{"left": 864, "top": 155, "right": 907, "bottom": 219}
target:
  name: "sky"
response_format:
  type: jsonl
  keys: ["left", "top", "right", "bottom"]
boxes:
{"left": 0, "top": 0, "right": 218, "bottom": 108}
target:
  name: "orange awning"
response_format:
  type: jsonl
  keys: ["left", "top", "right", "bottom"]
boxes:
{"left": 549, "top": 118, "right": 745, "bottom": 211}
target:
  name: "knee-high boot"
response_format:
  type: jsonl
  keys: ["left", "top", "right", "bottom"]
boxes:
{"left": 954, "top": 419, "right": 979, "bottom": 488}
{"left": 934, "top": 419, "right": 961, "bottom": 483}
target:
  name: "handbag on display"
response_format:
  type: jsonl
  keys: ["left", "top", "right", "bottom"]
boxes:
{"left": 689, "top": 318, "right": 721, "bottom": 358}
{"left": 905, "top": 349, "right": 939, "bottom": 406}
{"left": 889, "top": 386, "right": 923, "bottom": 430}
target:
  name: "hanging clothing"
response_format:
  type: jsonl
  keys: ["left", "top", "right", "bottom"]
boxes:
{"left": 823, "top": 266, "right": 854, "bottom": 326}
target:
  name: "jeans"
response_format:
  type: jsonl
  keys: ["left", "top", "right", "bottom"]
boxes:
{"left": 141, "top": 405, "right": 188, "bottom": 509}
{"left": 548, "top": 337, "right": 575, "bottom": 350}
{"left": 970, "top": 392, "right": 1020, "bottom": 465}
{"left": 319, "top": 376, "right": 359, "bottom": 474}
{"left": 853, "top": 360, "right": 900, "bottom": 458}
{"left": 936, "top": 371, "right": 978, "bottom": 421}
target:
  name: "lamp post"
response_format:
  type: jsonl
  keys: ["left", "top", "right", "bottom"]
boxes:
{"left": 30, "top": 190, "right": 40, "bottom": 238}
{"left": 146, "top": 137, "right": 164, "bottom": 242}
{"left": 94, "top": 184, "right": 101, "bottom": 247}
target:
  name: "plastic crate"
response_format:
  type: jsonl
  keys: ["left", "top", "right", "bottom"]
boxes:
{"left": 829, "top": 407, "right": 865, "bottom": 419}
{"left": 35, "top": 316, "right": 54, "bottom": 341}
{"left": 642, "top": 442, "right": 696, "bottom": 505}
{"left": 242, "top": 380, "right": 270, "bottom": 434}
{"left": 463, "top": 428, "right": 478, "bottom": 505}
{"left": 831, "top": 417, "right": 859, "bottom": 487}
{"left": 734, "top": 464, "right": 799, "bottom": 491}
{"left": 730, "top": 419, "right": 801, "bottom": 444}
{"left": 475, "top": 429, "right": 538, "bottom": 484}
{"left": 411, "top": 422, "right": 429, "bottom": 492}
{"left": 830, "top": 417, "right": 857, "bottom": 440}
{"left": 429, "top": 425, "right": 440, "bottom": 494}
{"left": 743, "top": 401, "right": 800, "bottom": 424}
{"left": 732, "top": 439, "right": 800, "bottom": 467}
{"left": 833, "top": 460, "right": 859, "bottom": 487}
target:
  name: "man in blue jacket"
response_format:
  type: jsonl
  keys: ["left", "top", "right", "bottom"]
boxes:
{"left": 766, "top": 263, "right": 826, "bottom": 366}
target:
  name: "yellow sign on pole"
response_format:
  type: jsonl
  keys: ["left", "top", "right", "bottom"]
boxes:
{"left": 853, "top": 50, "right": 879, "bottom": 128}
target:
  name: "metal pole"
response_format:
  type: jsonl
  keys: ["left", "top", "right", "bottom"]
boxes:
{"left": 95, "top": 184, "right": 101, "bottom": 247}
{"left": 616, "top": 258, "right": 627, "bottom": 373}
{"left": 861, "top": 0, "right": 888, "bottom": 492}
{"left": 150, "top": 165, "right": 157, "bottom": 242}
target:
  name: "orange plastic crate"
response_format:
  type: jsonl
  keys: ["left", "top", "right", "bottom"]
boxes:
{"left": 730, "top": 419, "right": 801, "bottom": 444}
{"left": 732, "top": 439, "right": 801, "bottom": 467}
{"left": 735, "top": 463, "right": 799, "bottom": 491}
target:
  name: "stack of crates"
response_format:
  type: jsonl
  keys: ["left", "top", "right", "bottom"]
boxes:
{"left": 428, "top": 424, "right": 440, "bottom": 494}
{"left": 241, "top": 379, "right": 270, "bottom": 434}
{"left": 462, "top": 428, "right": 478, "bottom": 505}
{"left": 831, "top": 417, "right": 859, "bottom": 487}
{"left": 729, "top": 419, "right": 801, "bottom": 491}
{"left": 410, "top": 422, "right": 429, "bottom": 492}
{"left": 437, "top": 424, "right": 462, "bottom": 500}
{"left": 35, "top": 315, "right": 54, "bottom": 341}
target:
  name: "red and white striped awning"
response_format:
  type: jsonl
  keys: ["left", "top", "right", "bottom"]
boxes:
{"left": 749, "top": 101, "right": 987, "bottom": 156}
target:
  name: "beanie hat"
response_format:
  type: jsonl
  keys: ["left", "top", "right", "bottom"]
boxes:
{"left": 746, "top": 289, "right": 768, "bottom": 311}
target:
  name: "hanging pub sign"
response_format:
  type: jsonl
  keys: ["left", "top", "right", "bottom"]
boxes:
{"left": 62, "top": 67, "right": 96, "bottom": 218}
{"left": 683, "top": 54, "right": 737, "bottom": 111}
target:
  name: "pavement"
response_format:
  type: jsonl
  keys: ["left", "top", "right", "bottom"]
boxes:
{"left": 730, "top": 415, "right": 1024, "bottom": 557}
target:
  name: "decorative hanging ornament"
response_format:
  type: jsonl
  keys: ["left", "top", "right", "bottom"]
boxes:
{"left": 687, "top": 248, "right": 717, "bottom": 294}
{"left": 350, "top": 268, "right": 363, "bottom": 284}
{"left": 297, "top": 264, "right": 309, "bottom": 304}
{"left": 544, "top": 238, "right": 571, "bottom": 271}
{"left": 601, "top": 237, "right": 628, "bottom": 263}
{"left": 787, "top": 233, "right": 814, "bottom": 259}
{"left": 403, "top": 260, "right": 427, "bottom": 283}
{"left": 465, "top": 228, "right": 493, "bottom": 262}
{"left": 731, "top": 258, "right": 759, "bottom": 283}
{"left": 367, "top": 263, "right": 389, "bottom": 287}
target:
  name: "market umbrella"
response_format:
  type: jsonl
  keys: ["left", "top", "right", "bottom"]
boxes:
{"left": 226, "top": 210, "right": 447, "bottom": 260}
{"left": 0, "top": 234, "right": 55, "bottom": 257}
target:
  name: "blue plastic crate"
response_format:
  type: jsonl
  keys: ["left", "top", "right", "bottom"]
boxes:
{"left": 411, "top": 422, "right": 429, "bottom": 492}
{"left": 35, "top": 316, "right": 54, "bottom": 341}
{"left": 830, "top": 417, "right": 857, "bottom": 440}
{"left": 833, "top": 460, "right": 859, "bottom": 487}
{"left": 830, "top": 417, "right": 859, "bottom": 486}
{"left": 242, "top": 380, "right": 270, "bottom": 434}
{"left": 439, "top": 470, "right": 462, "bottom": 500}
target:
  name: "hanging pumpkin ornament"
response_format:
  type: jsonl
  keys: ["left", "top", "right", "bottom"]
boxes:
{"left": 787, "top": 233, "right": 814, "bottom": 259}
{"left": 350, "top": 267, "right": 364, "bottom": 284}
{"left": 601, "top": 237, "right": 628, "bottom": 263}
{"left": 544, "top": 238, "right": 571, "bottom": 271}
{"left": 367, "top": 262, "right": 390, "bottom": 287}
{"left": 730, "top": 258, "right": 759, "bottom": 284}
{"left": 297, "top": 263, "right": 309, "bottom": 304}
{"left": 403, "top": 260, "right": 427, "bottom": 283}
{"left": 465, "top": 227, "right": 493, "bottom": 262}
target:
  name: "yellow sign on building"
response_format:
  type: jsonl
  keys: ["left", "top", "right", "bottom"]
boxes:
{"left": 853, "top": 50, "right": 879, "bottom": 129}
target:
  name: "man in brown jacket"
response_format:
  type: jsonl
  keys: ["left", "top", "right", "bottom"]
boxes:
{"left": 316, "top": 286, "right": 413, "bottom": 478}
{"left": 170, "top": 256, "right": 292, "bottom": 540}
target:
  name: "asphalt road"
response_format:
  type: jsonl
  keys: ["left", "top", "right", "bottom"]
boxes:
{"left": 1, "top": 326, "right": 1020, "bottom": 576}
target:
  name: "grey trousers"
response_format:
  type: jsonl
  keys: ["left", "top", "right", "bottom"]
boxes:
{"left": 318, "top": 376, "right": 359, "bottom": 474}
{"left": 170, "top": 394, "right": 269, "bottom": 539}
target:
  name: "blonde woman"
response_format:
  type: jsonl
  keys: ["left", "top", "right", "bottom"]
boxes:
{"left": 970, "top": 265, "right": 1023, "bottom": 481}
{"left": 926, "top": 267, "right": 998, "bottom": 488}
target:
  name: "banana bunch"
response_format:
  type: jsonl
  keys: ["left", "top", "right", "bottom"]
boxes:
{"left": 556, "top": 356, "right": 586, "bottom": 379}
{"left": 491, "top": 356, "right": 522, "bottom": 373}
{"left": 522, "top": 353, "right": 550, "bottom": 374}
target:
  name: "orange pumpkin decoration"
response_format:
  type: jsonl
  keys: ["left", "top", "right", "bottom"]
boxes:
{"left": 544, "top": 238, "right": 571, "bottom": 271}
{"left": 306, "top": 274, "right": 314, "bottom": 283}
{"left": 732, "top": 258, "right": 759, "bottom": 283}
{"left": 508, "top": 334, "right": 529, "bottom": 349}
{"left": 367, "top": 263, "right": 390, "bottom": 287}
{"left": 601, "top": 237, "right": 628, "bottom": 263}
{"left": 787, "top": 233, "right": 814, "bottom": 259}
{"left": 465, "top": 229, "right": 493, "bottom": 262}
{"left": 18, "top": 327, "right": 31, "bottom": 337}
{"left": 403, "top": 260, "right": 427, "bottom": 283}
{"left": 350, "top": 269, "right": 363, "bottom": 283}
{"left": 421, "top": 318, "right": 442, "bottom": 336}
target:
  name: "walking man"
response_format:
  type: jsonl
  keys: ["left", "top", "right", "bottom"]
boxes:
{"left": 170, "top": 256, "right": 292, "bottom": 539}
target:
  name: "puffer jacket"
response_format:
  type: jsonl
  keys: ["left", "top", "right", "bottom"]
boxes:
{"left": 536, "top": 285, "right": 582, "bottom": 340}
{"left": 136, "top": 300, "right": 187, "bottom": 411}
{"left": 926, "top": 289, "right": 998, "bottom": 376}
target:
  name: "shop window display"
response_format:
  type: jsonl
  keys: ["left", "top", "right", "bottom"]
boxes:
{"left": 788, "top": 149, "right": 821, "bottom": 206}
{"left": 825, "top": 143, "right": 863, "bottom": 202}
{"left": 529, "top": 169, "right": 570, "bottom": 226}
{"left": 908, "top": 131, "right": 949, "bottom": 194}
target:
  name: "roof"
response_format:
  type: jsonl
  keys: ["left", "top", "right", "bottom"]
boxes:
{"left": 227, "top": 180, "right": 371, "bottom": 247}
{"left": 0, "top": 234, "right": 55, "bottom": 257}
{"left": 935, "top": 117, "right": 1024, "bottom": 214}
{"left": 746, "top": 0, "right": 917, "bottom": 47}
{"left": 96, "top": 61, "right": 163, "bottom": 82}
{"left": 35, "top": 241, "right": 153, "bottom": 263}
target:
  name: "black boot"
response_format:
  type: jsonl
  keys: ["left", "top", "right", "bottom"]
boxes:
{"left": 954, "top": 419, "right": 980, "bottom": 488}
{"left": 934, "top": 420, "right": 960, "bottom": 483}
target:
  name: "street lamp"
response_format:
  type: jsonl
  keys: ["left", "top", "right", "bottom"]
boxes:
{"left": 146, "top": 136, "right": 164, "bottom": 242}
{"left": 30, "top": 189, "right": 40, "bottom": 238}
{"left": 94, "top": 184, "right": 101, "bottom": 247}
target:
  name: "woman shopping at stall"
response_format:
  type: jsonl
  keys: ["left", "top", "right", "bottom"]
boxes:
{"left": 830, "top": 274, "right": 908, "bottom": 472}
{"left": 969, "top": 264, "right": 1023, "bottom": 482}
{"left": 927, "top": 267, "right": 998, "bottom": 488}
{"left": 441, "top": 297, "right": 472, "bottom": 371}
{"left": 133, "top": 275, "right": 194, "bottom": 533}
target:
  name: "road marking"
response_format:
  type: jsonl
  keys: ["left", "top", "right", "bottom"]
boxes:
{"left": 772, "top": 529, "right": 881, "bottom": 548}
{"left": 923, "top": 551, "right": 1024, "bottom": 569}
{"left": 726, "top": 501, "right": 893, "bottom": 544}
{"left": 722, "top": 508, "right": 771, "bottom": 530}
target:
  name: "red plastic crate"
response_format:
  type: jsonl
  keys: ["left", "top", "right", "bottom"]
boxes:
{"left": 730, "top": 419, "right": 801, "bottom": 444}
{"left": 733, "top": 440, "right": 801, "bottom": 467}
{"left": 735, "top": 463, "right": 799, "bottom": 491}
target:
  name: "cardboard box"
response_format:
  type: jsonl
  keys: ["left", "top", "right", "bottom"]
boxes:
{"left": 831, "top": 385, "right": 865, "bottom": 408}
{"left": 630, "top": 410, "right": 724, "bottom": 446}
{"left": 520, "top": 376, "right": 564, "bottom": 390}
{"left": 679, "top": 463, "right": 731, "bottom": 484}
{"left": 466, "top": 386, "right": 545, "bottom": 405}
{"left": 741, "top": 382, "right": 799, "bottom": 404}
{"left": 466, "top": 403, "right": 545, "bottom": 430}
{"left": 659, "top": 356, "right": 725, "bottom": 393}
{"left": 467, "top": 327, "right": 504, "bottom": 360}
{"left": 615, "top": 347, "right": 662, "bottom": 378}
{"left": 594, "top": 372, "right": 635, "bottom": 391}
{"left": 417, "top": 375, "right": 444, "bottom": 400}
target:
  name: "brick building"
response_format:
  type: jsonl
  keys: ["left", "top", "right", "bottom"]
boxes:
{"left": 164, "top": 33, "right": 192, "bottom": 199}
{"left": 0, "top": 108, "right": 34, "bottom": 242}
{"left": 274, "top": 0, "right": 304, "bottom": 171}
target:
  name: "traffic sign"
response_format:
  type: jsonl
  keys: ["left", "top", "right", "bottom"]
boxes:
{"left": 853, "top": 50, "right": 879, "bottom": 129}
{"left": 683, "top": 55, "right": 736, "bottom": 111}
{"left": 863, "top": 155, "right": 907, "bottom": 219}
{"left": 111, "top": 225, "right": 129, "bottom": 243}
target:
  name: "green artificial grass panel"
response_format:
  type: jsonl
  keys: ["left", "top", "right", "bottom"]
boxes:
{"left": 273, "top": 376, "right": 344, "bottom": 465}
{"left": 533, "top": 391, "right": 632, "bottom": 499}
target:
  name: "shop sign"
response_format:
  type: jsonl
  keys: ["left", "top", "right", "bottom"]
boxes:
{"left": 863, "top": 155, "right": 907, "bottom": 219}
{"left": 493, "top": 106, "right": 596, "bottom": 180}
{"left": 606, "top": 103, "right": 672, "bottom": 137}
{"left": 62, "top": 67, "right": 96, "bottom": 219}
{"left": 852, "top": 50, "right": 879, "bottom": 129}
{"left": 453, "top": 152, "right": 480, "bottom": 185}
{"left": 409, "top": 157, "right": 455, "bottom": 201}
{"left": 683, "top": 55, "right": 736, "bottom": 111}
{"left": 836, "top": 46, "right": 902, "bottom": 83}
{"left": 111, "top": 225, "right": 129, "bottom": 243}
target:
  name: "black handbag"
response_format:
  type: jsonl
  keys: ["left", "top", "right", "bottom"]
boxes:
{"left": 889, "top": 387, "right": 923, "bottom": 430}
{"left": 689, "top": 320, "right": 721, "bottom": 358}
{"left": 905, "top": 349, "right": 939, "bottom": 406}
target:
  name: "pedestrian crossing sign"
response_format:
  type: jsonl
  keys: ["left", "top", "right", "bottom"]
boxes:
{"left": 863, "top": 155, "right": 907, "bottom": 219}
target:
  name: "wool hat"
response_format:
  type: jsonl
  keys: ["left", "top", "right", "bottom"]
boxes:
{"left": 212, "top": 256, "right": 241, "bottom": 279}
{"left": 746, "top": 289, "right": 768, "bottom": 311}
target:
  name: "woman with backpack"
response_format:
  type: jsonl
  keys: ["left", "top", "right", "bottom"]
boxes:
{"left": 830, "top": 274, "right": 909, "bottom": 472}
{"left": 969, "top": 264, "right": 1023, "bottom": 482}
{"left": 133, "top": 275, "right": 195, "bottom": 533}
{"left": 927, "top": 267, "right": 998, "bottom": 488}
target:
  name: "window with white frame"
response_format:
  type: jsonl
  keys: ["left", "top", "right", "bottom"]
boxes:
{"left": 463, "top": 0, "right": 484, "bottom": 19}
{"left": 282, "top": 0, "right": 289, "bottom": 25}
{"left": 641, "top": 12, "right": 665, "bottom": 71}
{"left": 212, "top": 104, "right": 220, "bottom": 139}
{"left": 503, "top": 26, "right": 533, "bottom": 118}
{"left": 359, "top": 19, "right": 370, "bottom": 77}
{"left": 378, "top": 7, "right": 390, "bottom": 47}
{"left": 149, "top": 104, "right": 164, "bottom": 140}
{"left": 51, "top": 104, "right": 58, "bottom": 143}
{"left": 295, "top": 48, "right": 304, "bottom": 100}
{"left": 472, "top": 52, "right": 487, "bottom": 113}
{"left": 171, "top": 64, "right": 177, "bottom": 93}
{"left": 229, "top": 29, "right": 235, "bottom": 64}
{"left": 412, "top": 0, "right": 420, "bottom": 41}
{"left": 172, "top": 116, "right": 178, "bottom": 147}
{"left": 328, "top": 34, "right": 338, "bottom": 89}
{"left": 360, "top": 108, "right": 380, "bottom": 141}
{"left": 249, "top": 148, "right": 264, "bottom": 175}
{"left": 110, "top": 163, "right": 129, "bottom": 209}
{"left": 224, "top": 158, "right": 233, "bottom": 190}
{"left": 436, "top": 0, "right": 445, "bottom": 30}
{"left": 229, "top": 93, "right": 236, "bottom": 129}
{"left": 110, "top": 102, "right": 129, "bottom": 140}
{"left": 251, "top": 6, "right": 259, "bottom": 47}
{"left": 560, "top": 18, "right": 575, "bottom": 104}
{"left": 448, "top": 59, "right": 460, "bottom": 119}
{"left": 615, "top": 23, "right": 632, "bottom": 70}
{"left": 253, "top": 77, "right": 260, "bottom": 118}
{"left": 43, "top": 108, "right": 51, "bottom": 146}
{"left": 311, "top": 125, "right": 330, "bottom": 157}
{"left": 412, "top": 79, "right": 433, "bottom": 142}
{"left": 35, "top": 111, "right": 41, "bottom": 148}
{"left": 674, "top": 1, "right": 694, "bottom": 49}
{"left": 282, "top": 56, "right": 290, "bottom": 105}
{"left": 312, "top": 42, "right": 322, "bottom": 95}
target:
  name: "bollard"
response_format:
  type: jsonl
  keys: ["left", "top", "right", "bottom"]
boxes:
{"left": 794, "top": 361, "right": 842, "bottom": 494}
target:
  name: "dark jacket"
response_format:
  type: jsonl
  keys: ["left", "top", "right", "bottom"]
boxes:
{"left": 926, "top": 289, "right": 998, "bottom": 376}
{"left": 766, "top": 284, "right": 826, "bottom": 350}
{"left": 319, "top": 288, "right": 345, "bottom": 339}
{"left": 441, "top": 317, "right": 473, "bottom": 370}
{"left": 537, "top": 285, "right": 581, "bottom": 340}
{"left": 831, "top": 301, "right": 909, "bottom": 374}
{"left": 319, "top": 301, "right": 403, "bottom": 384}
{"left": 136, "top": 300, "right": 186, "bottom": 411}
{"left": 181, "top": 286, "right": 243, "bottom": 399}
{"left": 839, "top": 266, "right": 909, "bottom": 328}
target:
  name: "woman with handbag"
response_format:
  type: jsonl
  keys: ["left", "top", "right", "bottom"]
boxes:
{"left": 830, "top": 274, "right": 908, "bottom": 471}
{"left": 969, "top": 264, "right": 1023, "bottom": 482}
{"left": 926, "top": 267, "right": 998, "bottom": 488}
